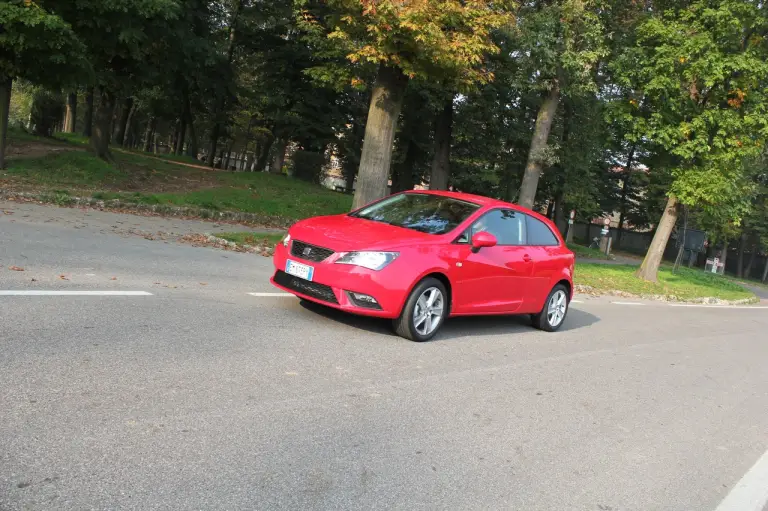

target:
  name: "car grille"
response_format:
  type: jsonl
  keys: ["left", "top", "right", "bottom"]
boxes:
{"left": 290, "top": 240, "right": 334, "bottom": 262}
{"left": 274, "top": 270, "right": 339, "bottom": 304}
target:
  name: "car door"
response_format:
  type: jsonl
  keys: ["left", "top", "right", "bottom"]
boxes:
{"left": 450, "top": 209, "right": 534, "bottom": 314}
{"left": 523, "top": 214, "right": 563, "bottom": 311}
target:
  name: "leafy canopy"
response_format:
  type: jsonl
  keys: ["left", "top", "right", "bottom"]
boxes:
{"left": 615, "top": 0, "right": 768, "bottom": 214}
{"left": 300, "top": 0, "right": 516, "bottom": 86}
{"left": 0, "top": 0, "right": 85, "bottom": 84}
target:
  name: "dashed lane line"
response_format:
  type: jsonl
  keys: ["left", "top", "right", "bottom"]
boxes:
{"left": 0, "top": 290, "right": 153, "bottom": 296}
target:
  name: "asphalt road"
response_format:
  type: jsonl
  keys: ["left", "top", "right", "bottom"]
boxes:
{"left": 2, "top": 202, "right": 768, "bottom": 511}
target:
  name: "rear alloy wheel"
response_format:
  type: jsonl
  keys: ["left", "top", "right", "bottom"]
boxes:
{"left": 393, "top": 278, "right": 448, "bottom": 342}
{"left": 531, "top": 284, "right": 569, "bottom": 332}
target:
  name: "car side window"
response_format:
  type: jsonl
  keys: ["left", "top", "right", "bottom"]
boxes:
{"left": 470, "top": 209, "right": 526, "bottom": 246}
{"left": 525, "top": 215, "right": 560, "bottom": 246}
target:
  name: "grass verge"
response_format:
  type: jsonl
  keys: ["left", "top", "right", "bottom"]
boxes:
{"left": 575, "top": 263, "right": 756, "bottom": 302}
{"left": 3, "top": 130, "right": 352, "bottom": 223}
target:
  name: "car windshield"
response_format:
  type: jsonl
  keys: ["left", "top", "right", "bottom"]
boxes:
{"left": 351, "top": 193, "right": 480, "bottom": 235}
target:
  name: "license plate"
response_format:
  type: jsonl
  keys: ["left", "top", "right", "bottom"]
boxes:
{"left": 286, "top": 259, "right": 314, "bottom": 281}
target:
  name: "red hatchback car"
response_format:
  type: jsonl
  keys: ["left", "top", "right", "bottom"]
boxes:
{"left": 271, "top": 191, "right": 575, "bottom": 341}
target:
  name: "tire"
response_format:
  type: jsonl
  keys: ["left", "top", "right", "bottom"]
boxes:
{"left": 531, "top": 284, "right": 570, "bottom": 332}
{"left": 393, "top": 278, "right": 448, "bottom": 342}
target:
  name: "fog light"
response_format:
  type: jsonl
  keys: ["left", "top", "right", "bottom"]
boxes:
{"left": 347, "top": 291, "right": 381, "bottom": 309}
{"left": 352, "top": 292, "right": 377, "bottom": 304}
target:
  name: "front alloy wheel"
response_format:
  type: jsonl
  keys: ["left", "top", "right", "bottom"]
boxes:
{"left": 393, "top": 277, "right": 448, "bottom": 342}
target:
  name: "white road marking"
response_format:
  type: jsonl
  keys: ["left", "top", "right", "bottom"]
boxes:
{"left": 248, "top": 292, "right": 292, "bottom": 297}
{"left": 0, "top": 291, "right": 152, "bottom": 296}
{"left": 571, "top": 299, "right": 584, "bottom": 304}
{"left": 670, "top": 304, "right": 768, "bottom": 309}
{"left": 611, "top": 301, "right": 645, "bottom": 306}
{"left": 714, "top": 448, "right": 768, "bottom": 511}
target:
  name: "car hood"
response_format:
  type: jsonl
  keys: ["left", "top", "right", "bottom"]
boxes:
{"left": 289, "top": 214, "right": 437, "bottom": 251}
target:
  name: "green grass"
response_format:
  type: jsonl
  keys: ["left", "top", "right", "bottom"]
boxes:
{"left": 88, "top": 186, "right": 351, "bottom": 219}
{"left": 567, "top": 242, "right": 612, "bottom": 260}
{"left": 4, "top": 132, "right": 352, "bottom": 222}
{"left": 54, "top": 132, "right": 90, "bottom": 146}
{"left": 7, "top": 128, "right": 50, "bottom": 145}
{"left": 217, "top": 231, "right": 285, "bottom": 245}
{"left": 5, "top": 151, "right": 125, "bottom": 188}
{"left": 575, "top": 263, "right": 755, "bottom": 301}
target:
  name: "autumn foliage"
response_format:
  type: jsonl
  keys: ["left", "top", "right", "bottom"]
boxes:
{"left": 313, "top": 0, "right": 516, "bottom": 85}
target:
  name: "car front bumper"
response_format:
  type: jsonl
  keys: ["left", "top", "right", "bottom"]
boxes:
{"left": 270, "top": 243, "right": 406, "bottom": 319}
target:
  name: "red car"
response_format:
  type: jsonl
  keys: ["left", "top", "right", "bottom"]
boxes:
{"left": 271, "top": 191, "right": 575, "bottom": 341}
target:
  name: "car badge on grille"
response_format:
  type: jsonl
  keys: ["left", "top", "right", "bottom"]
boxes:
{"left": 302, "top": 247, "right": 312, "bottom": 257}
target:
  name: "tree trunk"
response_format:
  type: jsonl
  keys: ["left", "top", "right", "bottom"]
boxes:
{"left": 616, "top": 144, "right": 637, "bottom": 248}
{"left": 745, "top": 243, "right": 757, "bottom": 279}
{"left": 143, "top": 117, "right": 156, "bottom": 153}
{"left": 64, "top": 92, "right": 77, "bottom": 133}
{"left": 352, "top": 64, "right": 409, "bottom": 210}
{"left": 429, "top": 95, "right": 453, "bottom": 190}
{"left": 186, "top": 118, "right": 198, "bottom": 159}
{"left": 516, "top": 83, "right": 561, "bottom": 210}
{"left": 545, "top": 200, "right": 555, "bottom": 219}
{"left": 91, "top": 88, "right": 116, "bottom": 160}
{"left": 207, "top": 0, "right": 243, "bottom": 169}
{"left": 223, "top": 148, "right": 232, "bottom": 170}
{"left": 721, "top": 239, "right": 730, "bottom": 273}
{"left": 635, "top": 195, "right": 679, "bottom": 282}
{"left": 175, "top": 115, "right": 187, "bottom": 155}
{"left": 0, "top": 78, "right": 11, "bottom": 170}
{"left": 83, "top": 87, "right": 94, "bottom": 137}
{"left": 255, "top": 136, "right": 274, "bottom": 172}
{"left": 122, "top": 102, "right": 137, "bottom": 148}
{"left": 207, "top": 124, "right": 220, "bottom": 167}
{"left": 113, "top": 97, "right": 133, "bottom": 147}
{"left": 554, "top": 192, "right": 566, "bottom": 234}
{"left": 762, "top": 255, "right": 768, "bottom": 283}
{"left": 391, "top": 138, "right": 417, "bottom": 193}
{"left": 271, "top": 139, "right": 288, "bottom": 174}
{"left": 737, "top": 232, "right": 747, "bottom": 278}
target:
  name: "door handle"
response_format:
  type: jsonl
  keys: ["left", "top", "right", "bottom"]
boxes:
{"left": 523, "top": 254, "right": 532, "bottom": 263}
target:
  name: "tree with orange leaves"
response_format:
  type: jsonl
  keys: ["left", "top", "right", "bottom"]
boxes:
{"left": 299, "top": 0, "right": 516, "bottom": 208}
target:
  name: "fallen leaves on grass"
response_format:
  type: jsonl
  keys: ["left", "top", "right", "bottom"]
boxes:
{"left": 9, "top": 265, "right": 24, "bottom": 271}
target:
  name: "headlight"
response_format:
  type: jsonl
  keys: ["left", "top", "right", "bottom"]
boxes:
{"left": 335, "top": 251, "right": 399, "bottom": 271}
{"left": 282, "top": 233, "right": 291, "bottom": 247}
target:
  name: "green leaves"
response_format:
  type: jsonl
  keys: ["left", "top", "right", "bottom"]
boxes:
{"left": 611, "top": 0, "right": 768, "bottom": 230}
{"left": 0, "top": 0, "right": 85, "bottom": 84}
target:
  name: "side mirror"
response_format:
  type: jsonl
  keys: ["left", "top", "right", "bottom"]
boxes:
{"left": 471, "top": 231, "right": 497, "bottom": 253}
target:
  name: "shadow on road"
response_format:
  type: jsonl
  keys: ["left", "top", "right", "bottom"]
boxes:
{"left": 298, "top": 300, "right": 601, "bottom": 342}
